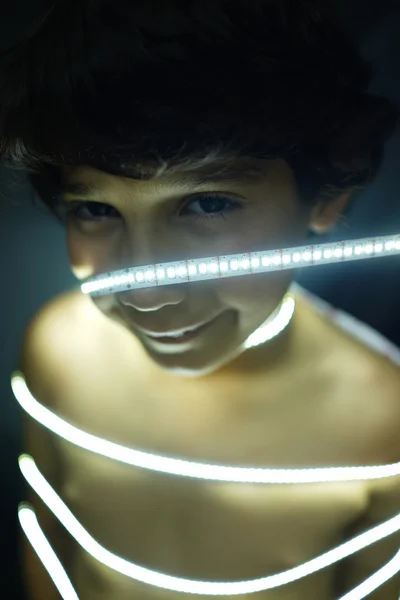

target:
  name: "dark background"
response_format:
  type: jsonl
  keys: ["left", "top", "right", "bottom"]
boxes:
{"left": 1, "top": 1, "right": 399, "bottom": 597}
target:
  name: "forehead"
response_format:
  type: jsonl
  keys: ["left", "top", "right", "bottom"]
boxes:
{"left": 60, "top": 158, "right": 287, "bottom": 195}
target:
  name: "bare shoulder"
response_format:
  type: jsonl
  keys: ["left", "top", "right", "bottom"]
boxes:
{"left": 27, "top": 286, "right": 94, "bottom": 330}
{"left": 336, "top": 329, "right": 400, "bottom": 460}
{"left": 17, "top": 287, "right": 90, "bottom": 406}
{"left": 18, "top": 287, "right": 148, "bottom": 403}
{"left": 22, "top": 286, "right": 105, "bottom": 349}
{"left": 365, "top": 350, "right": 400, "bottom": 451}
{"left": 299, "top": 288, "right": 400, "bottom": 380}
{"left": 298, "top": 291, "right": 400, "bottom": 447}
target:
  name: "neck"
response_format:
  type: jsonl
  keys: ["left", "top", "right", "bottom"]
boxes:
{"left": 201, "top": 285, "right": 302, "bottom": 381}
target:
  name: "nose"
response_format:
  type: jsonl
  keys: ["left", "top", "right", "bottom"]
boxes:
{"left": 113, "top": 224, "right": 191, "bottom": 312}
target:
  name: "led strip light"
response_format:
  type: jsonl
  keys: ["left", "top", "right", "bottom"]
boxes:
{"left": 80, "top": 234, "right": 400, "bottom": 297}
{"left": 13, "top": 374, "right": 400, "bottom": 597}
{"left": 18, "top": 504, "right": 80, "bottom": 600}
{"left": 18, "top": 456, "right": 400, "bottom": 598}
{"left": 11, "top": 372, "right": 400, "bottom": 484}
{"left": 14, "top": 231, "right": 400, "bottom": 598}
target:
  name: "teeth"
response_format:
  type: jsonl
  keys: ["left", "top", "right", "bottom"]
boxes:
{"left": 168, "top": 329, "right": 194, "bottom": 338}
{"left": 152, "top": 326, "right": 201, "bottom": 339}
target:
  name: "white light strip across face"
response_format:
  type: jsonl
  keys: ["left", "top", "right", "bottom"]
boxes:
{"left": 80, "top": 234, "right": 400, "bottom": 298}
{"left": 18, "top": 456, "right": 400, "bottom": 597}
{"left": 18, "top": 504, "right": 80, "bottom": 600}
{"left": 10, "top": 372, "right": 400, "bottom": 484}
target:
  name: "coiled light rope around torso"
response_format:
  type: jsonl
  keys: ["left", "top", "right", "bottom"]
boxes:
{"left": 12, "top": 373, "right": 400, "bottom": 599}
{"left": 14, "top": 231, "right": 400, "bottom": 599}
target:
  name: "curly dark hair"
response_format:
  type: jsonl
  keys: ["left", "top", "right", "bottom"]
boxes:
{"left": 0, "top": 0, "right": 398, "bottom": 226}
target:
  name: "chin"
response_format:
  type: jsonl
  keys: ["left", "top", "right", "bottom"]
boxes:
{"left": 145, "top": 344, "right": 241, "bottom": 380}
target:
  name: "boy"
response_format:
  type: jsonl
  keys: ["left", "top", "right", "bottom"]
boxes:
{"left": 2, "top": 1, "right": 400, "bottom": 598}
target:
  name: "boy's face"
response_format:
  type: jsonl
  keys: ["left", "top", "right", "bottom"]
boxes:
{"left": 60, "top": 157, "right": 347, "bottom": 378}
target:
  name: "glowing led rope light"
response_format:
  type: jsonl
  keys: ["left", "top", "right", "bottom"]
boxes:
{"left": 18, "top": 455, "right": 400, "bottom": 597}
{"left": 18, "top": 505, "right": 80, "bottom": 600}
{"left": 18, "top": 511, "right": 400, "bottom": 600}
{"left": 339, "top": 551, "right": 400, "bottom": 600}
{"left": 17, "top": 509, "right": 400, "bottom": 600}
{"left": 80, "top": 234, "right": 400, "bottom": 297}
{"left": 11, "top": 372, "right": 400, "bottom": 484}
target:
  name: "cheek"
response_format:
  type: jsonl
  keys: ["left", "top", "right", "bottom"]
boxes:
{"left": 66, "top": 230, "right": 113, "bottom": 279}
{"left": 91, "top": 293, "right": 117, "bottom": 317}
{"left": 213, "top": 270, "right": 296, "bottom": 316}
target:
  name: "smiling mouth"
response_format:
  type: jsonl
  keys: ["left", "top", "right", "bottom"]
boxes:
{"left": 143, "top": 321, "right": 213, "bottom": 345}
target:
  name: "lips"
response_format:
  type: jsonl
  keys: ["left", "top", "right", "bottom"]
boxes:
{"left": 134, "top": 321, "right": 209, "bottom": 338}
{"left": 117, "top": 301, "right": 223, "bottom": 342}
{"left": 141, "top": 321, "right": 213, "bottom": 345}
{"left": 146, "top": 327, "right": 200, "bottom": 339}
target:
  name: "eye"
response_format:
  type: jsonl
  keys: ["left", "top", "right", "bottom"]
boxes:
{"left": 180, "top": 194, "right": 242, "bottom": 221}
{"left": 62, "top": 201, "right": 120, "bottom": 222}
{"left": 59, "top": 193, "right": 242, "bottom": 224}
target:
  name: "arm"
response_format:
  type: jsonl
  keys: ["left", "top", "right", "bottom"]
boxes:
{"left": 335, "top": 367, "right": 400, "bottom": 600}
{"left": 21, "top": 416, "right": 77, "bottom": 600}
{"left": 18, "top": 313, "right": 77, "bottom": 600}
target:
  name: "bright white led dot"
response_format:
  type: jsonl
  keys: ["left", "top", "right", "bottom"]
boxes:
{"left": 135, "top": 271, "right": 144, "bottom": 282}
{"left": 251, "top": 257, "right": 260, "bottom": 268}
{"left": 199, "top": 263, "right": 208, "bottom": 274}
{"left": 156, "top": 269, "right": 165, "bottom": 280}
{"left": 272, "top": 256, "right": 282, "bottom": 266}
{"left": 282, "top": 255, "right": 291, "bottom": 264}
{"left": 374, "top": 244, "right": 383, "bottom": 253}
{"left": 208, "top": 262, "right": 219, "bottom": 274}
{"left": 334, "top": 249, "right": 343, "bottom": 258}
{"left": 177, "top": 266, "right": 187, "bottom": 277}
{"left": 344, "top": 248, "right": 353, "bottom": 257}
{"left": 302, "top": 252, "right": 312, "bottom": 261}
{"left": 220, "top": 261, "right": 229, "bottom": 272}
{"left": 313, "top": 251, "right": 322, "bottom": 260}
{"left": 240, "top": 259, "right": 250, "bottom": 270}
{"left": 365, "top": 244, "right": 373, "bottom": 254}
{"left": 385, "top": 242, "right": 394, "bottom": 251}
{"left": 355, "top": 246, "right": 363, "bottom": 255}
{"left": 167, "top": 267, "right": 176, "bottom": 279}
{"left": 145, "top": 270, "right": 155, "bottom": 281}
{"left": 188, "top": 265, "right": 197, "bottom": 276}
{"left": 396, "top": 241, "right": 400, "bottom": 250}
{"left": 324, "top": 250, "right": 332, "bottom": 259}
{"left": 230, "top": 259, "right": 239, "bottom": 271}
{"left": 293, "top": 253, "right": 301, "bottom": 263}
{"left": 261, "top": 256, "right": 270, "bottom": 267}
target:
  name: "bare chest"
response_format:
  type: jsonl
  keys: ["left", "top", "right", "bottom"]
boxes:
{"left": 27, "top": 288, "right": 400, "bottom": 599}
{"left": 52, "top": 345, "right": 389, "bottom": 600}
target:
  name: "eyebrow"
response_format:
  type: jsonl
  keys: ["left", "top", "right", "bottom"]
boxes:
{"left": 59, "top": 165, "right": 267, "bottom": 198}
{"left": 59, "top": 183, "right": 103, "bottom": 198}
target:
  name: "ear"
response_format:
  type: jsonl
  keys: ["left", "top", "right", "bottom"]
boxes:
{"left": 308, "top": 192, "right": 351, "bottom": 235}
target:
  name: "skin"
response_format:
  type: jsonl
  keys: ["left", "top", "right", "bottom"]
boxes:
{"left": 25, "top": 158, "right": 400, "bottom": 600}
{"left": 60, "top": 157, "right": 350, "bottom": 380}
